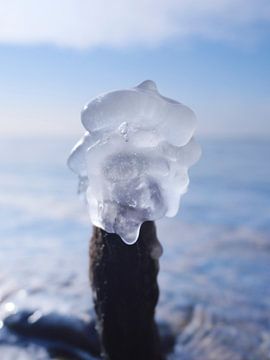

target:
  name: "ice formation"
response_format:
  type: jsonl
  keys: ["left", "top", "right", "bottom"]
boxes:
{"left": 68, "top": 80, "right": 201, "bottom": 244}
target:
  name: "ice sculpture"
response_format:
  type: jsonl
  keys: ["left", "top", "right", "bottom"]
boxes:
{"left": 68, "top": 80, "right": 201, "bottom": 244}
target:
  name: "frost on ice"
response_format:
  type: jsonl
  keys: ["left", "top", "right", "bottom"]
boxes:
{"left": 68, "top": 80, "right": 201, "bottom": 244}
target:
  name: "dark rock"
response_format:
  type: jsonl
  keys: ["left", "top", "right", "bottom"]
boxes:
{"left": 4, "top": 310, "right": 100, "bottom": 358}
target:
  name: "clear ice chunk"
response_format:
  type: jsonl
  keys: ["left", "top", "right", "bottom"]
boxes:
{"left": 68, "top": 80, "right": 201, "bottom": 244}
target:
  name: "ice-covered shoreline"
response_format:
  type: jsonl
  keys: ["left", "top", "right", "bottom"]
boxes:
{"left": 0, "top": 222, "right": 270, "bottom": 359}
{"left": 0, "top": 137, "right": 269, "bottom": 359}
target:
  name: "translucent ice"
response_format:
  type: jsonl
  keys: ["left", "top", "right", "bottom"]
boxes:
{"left": 68, "top": 80, "right": 201, "bottom": 244}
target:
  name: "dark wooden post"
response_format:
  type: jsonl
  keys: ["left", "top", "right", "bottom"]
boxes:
{"left": 89, "top": 221, "right": 164, "bottom": 360}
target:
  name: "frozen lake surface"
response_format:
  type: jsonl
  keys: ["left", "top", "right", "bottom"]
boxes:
{"left": 0, "top": 137, "right": 270, "bottom": 359}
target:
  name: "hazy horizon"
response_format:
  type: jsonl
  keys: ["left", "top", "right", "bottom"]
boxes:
{"left": 0, "top": 0, "right": 270, "bottom": 138}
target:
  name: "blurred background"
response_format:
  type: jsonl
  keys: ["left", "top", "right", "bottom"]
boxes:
{"left": 0, "top": 1, "right": 270, "bottom": 359}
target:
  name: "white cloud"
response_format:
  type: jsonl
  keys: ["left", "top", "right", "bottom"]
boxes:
{"left": 0, "top": 0, "right": 269, "bottom": 48}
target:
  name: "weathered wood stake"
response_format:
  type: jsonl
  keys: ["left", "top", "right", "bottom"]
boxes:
{"left": 89, "top": 221, "right": 164, "bottom": 360}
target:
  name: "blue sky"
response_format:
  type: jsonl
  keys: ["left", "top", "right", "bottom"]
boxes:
{"left": 0, "top": 0, "right": 270, "bottom": 138}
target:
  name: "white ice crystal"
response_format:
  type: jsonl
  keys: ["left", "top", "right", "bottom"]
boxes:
{"left": 68, "top": 80, "right": 201, "bottom": 244}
